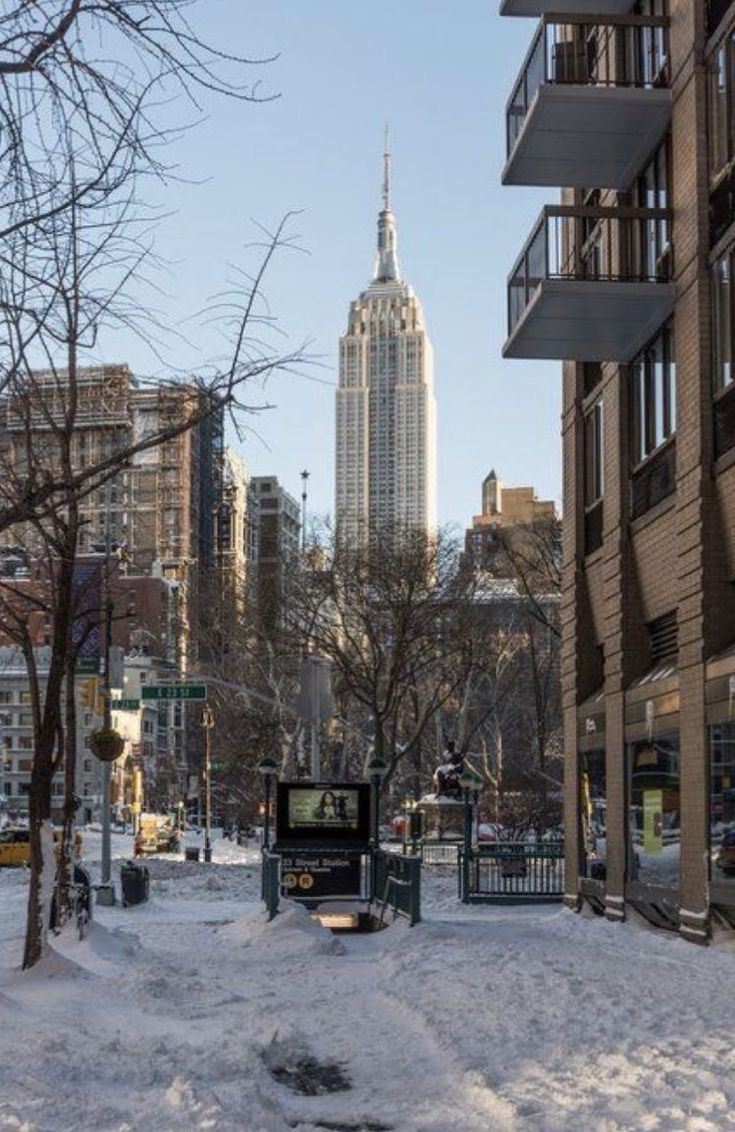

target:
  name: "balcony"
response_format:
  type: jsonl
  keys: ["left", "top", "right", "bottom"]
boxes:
{"left": 503, "top": 15, "right": 671, "bottom": 188}
{"left": 503, "top": 205, "right": 675, "bottom": 362}
{"left": 500, "top": 0, "right": 634, "bottom": 15}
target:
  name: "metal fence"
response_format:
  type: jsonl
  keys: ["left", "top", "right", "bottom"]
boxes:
{"left": 374, "top": 850, "right": 422, "bottom": 926}
{"left": 385, "top": 839, "right": 460, "bottom": 867}
{"left": 459, "top": 841, "right": 565, "bottom": 904}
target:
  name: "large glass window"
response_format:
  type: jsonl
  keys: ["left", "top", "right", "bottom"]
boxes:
{"left": 628, "top": 735, "right": 680, "bottom": 890}
{"left": 713, "top": 246, "right": 734, "bottom": 393}
{"left": 631, "top": 322, "right": 676, "bottom": 465}
{"left": 709, "top": 30, "right": 735, "bottom": 182}
{"left": 584, "top": 399, "right": 604, "bottom": 508}
{"left": 579, "top": 750, "right": 606, "bottom": 880}
{"left": 635, "top": 143, "right": 670, "bottom": 278}
{"left": 710, "top": 722, "right": 735, "bottom": 897}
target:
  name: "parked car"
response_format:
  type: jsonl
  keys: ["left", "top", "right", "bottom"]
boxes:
{"left": 715, "top": 831, "right": 735, "bottom": 873}
{"left": 0, "top": 827, "right": 82, "bottom": 868}
{"left": 477, "top": 823, "right": 502, "bottom": 842}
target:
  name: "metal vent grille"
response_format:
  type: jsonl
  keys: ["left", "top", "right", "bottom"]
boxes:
{"left": 648, "top": 610, "right": 678, "bottom": 664}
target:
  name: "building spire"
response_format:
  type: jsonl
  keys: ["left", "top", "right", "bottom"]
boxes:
{"left": 373, "top": 127, "right": 400, "bottom": 283}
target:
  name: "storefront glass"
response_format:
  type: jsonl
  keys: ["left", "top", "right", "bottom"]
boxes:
{"left": 627, "top": 735, "right": 680, "bottom": 890}
{"left": 710, "top": 723, "right": 735, "bottom": 897}
{"left": 579, "top": 749, "right": 606, "bottom": 880}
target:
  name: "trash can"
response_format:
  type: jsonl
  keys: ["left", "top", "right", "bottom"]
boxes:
{"left": 185, "top": 846, "right": 200, "bottom": 862}
{"left": 120, "top": 860, "right": 150, "bottom": 907}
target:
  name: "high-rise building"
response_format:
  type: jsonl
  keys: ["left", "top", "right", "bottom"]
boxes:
{"left": 336, "top": 143, "right": 437, "bottom": 540}
{"left": 1, "top": 365, "right": 225, "bottom": 660}
{"left": 251, "top": 475, "right": 300, "bottom": 630}
{"left": 501, "top": 0, "right": 735, "bottom": 942}
{"left": 0, "top": 365, "right": 226, "bottom": 813}
{"left": 464, "top": 470, "right": 558, "bottom": 572}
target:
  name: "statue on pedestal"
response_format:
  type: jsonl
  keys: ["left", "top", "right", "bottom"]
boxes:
{"left": 432, "top": 741, "right": 465, "bottom": 799}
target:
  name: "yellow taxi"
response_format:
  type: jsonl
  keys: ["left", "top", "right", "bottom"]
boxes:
{"left": 0, "top": 827, "right": 82, "bottom": 867}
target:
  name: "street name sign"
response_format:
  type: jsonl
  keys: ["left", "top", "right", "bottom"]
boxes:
{"left": 111, "top": 699, "right": 140, "bottom": 711}
{"left": 141, "top": 684, "right": 207, "bottom": 701}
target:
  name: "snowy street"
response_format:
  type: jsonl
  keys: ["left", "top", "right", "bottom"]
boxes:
{"left": 2, "top": 841, "right": 735, "bottom": 1132}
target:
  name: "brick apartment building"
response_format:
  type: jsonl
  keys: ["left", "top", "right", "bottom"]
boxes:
{"left": 501, "top": 0, "right": 735, "bottom": 939}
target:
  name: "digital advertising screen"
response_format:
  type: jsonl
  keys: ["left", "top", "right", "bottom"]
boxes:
{"left": 276, "top": 781, "right": 371, "bottom": 845}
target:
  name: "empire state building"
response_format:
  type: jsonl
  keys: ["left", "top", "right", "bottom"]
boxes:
{"left": 335, "top": 144, "right": 437, "bottom": 541}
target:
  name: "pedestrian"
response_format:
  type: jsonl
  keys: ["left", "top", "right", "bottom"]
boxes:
{"left": 134, "top": 828, "right": 145, "bottom": 857}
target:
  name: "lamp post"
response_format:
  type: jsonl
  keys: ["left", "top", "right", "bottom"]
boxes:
{"left": 367, "top": 755, "right": 389, "bottom": 847}
{"left": 201, "top": 704, "right": 214, "bottom": 863}
{"left": 0, "top": 711, "right": 10, "bottom": 812}
{"left": 460, "top": 765, "right": 483, "bottom": 903}
{"left": 97, "top": 595, "right": 116, "bottom": 905}
{"left": 257, "top": 755, "right": 279, "bottom": 850}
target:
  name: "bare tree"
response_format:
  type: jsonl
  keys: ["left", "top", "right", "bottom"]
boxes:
{"left": 287, "top": 524, "right": 516, "bottom": 798}
{"left": 0, "top": 3, "right": 305, "bottom": 967}
{"left": 0, "top": 2, "right": 274, "bottom": 247}
{"left": 494, "top": 518, "right": 562, "bottom": 639}
{"left": 488, "top": 520, "right": 563, "bottom": 833}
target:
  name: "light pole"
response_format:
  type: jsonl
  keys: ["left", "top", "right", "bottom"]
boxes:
{"left": 201, "top": 704, "right": 214, "bottom": 863}
{"left": 257, "top": 755, "right": 279, "bottom": 850}
{"left": 97, "top": 595, "right": 116, "bottom": 905}
{"left": 367, "top": 755, "right": 389, "bottom": 847}
{"left": 460, "top": 765, "right": 483, "bottom": 902}
{"left": 0, "top": 711, "right": 10, "bottom": 819}
{"left": 300, "top": 469, "right": 309, "bottom": 553}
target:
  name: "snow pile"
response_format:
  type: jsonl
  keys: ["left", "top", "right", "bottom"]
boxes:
{"left": 2, "top": 856, "right": 735, "bottom": 1130}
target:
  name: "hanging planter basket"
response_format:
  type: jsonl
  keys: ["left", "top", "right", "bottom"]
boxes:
{"left": 88, "top": 728, "right": 125, "bottom": 763}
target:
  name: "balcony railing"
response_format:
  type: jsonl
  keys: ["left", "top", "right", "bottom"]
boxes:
{"left": 504, "top": 14, "right": 670, "bottom": 188}
{"left": 508, "top": 205, "right": 671, "bottom": 334}
{"left": 504, "top": 205, "right": 675, "bottom": 362}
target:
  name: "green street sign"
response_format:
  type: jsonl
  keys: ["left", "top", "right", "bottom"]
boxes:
{"left": 141, "top": 684, "right": 207, "bottom": 701}
{"left": 111, "top": 698, "right": 140, "bottom": 711}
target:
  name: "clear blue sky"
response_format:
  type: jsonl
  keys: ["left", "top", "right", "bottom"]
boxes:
{"left": 102, "top": 0, "right": 560, "bottom": 528}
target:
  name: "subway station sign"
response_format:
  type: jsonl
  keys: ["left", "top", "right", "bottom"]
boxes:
{"left": 280, "top": 853, "right": 362, "bottom": 899}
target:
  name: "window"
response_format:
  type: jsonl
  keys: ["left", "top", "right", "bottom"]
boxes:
{"left": 710, "top": 722, "right": 735, "bottom": 896}
{"left": 627, "top": 735, "right": 680, "bottom": 890}
{"left": 708, "top": 0, "right": 734, "bottom": 38}
{"left": 579, "top": 750, "right": 606, "bottom": 880}
{"left": 584, "top": 400, "right": 604, "bottom": 508}
{"left": 582, "top": 362, "right": 602, "bottom": 398}
{"left": 709, "top": 29, "right": 735, "bottom": 180}
{"left": 631, "top": 322, "right": 676, "bottom": 464}
{"left": 713, "top": 246, "right": 733, "bottom": 393}
{"left": 635, "top": 143, "right": 670, "bottom": 278}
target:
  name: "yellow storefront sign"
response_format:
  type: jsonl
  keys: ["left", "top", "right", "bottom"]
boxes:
{"left": 643, "top": 789, "right": 663, "bottom": 855}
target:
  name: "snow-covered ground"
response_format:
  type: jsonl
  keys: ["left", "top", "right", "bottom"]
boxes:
{"left": 1, "top": 840, "right": 735, "bottom": 1132}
